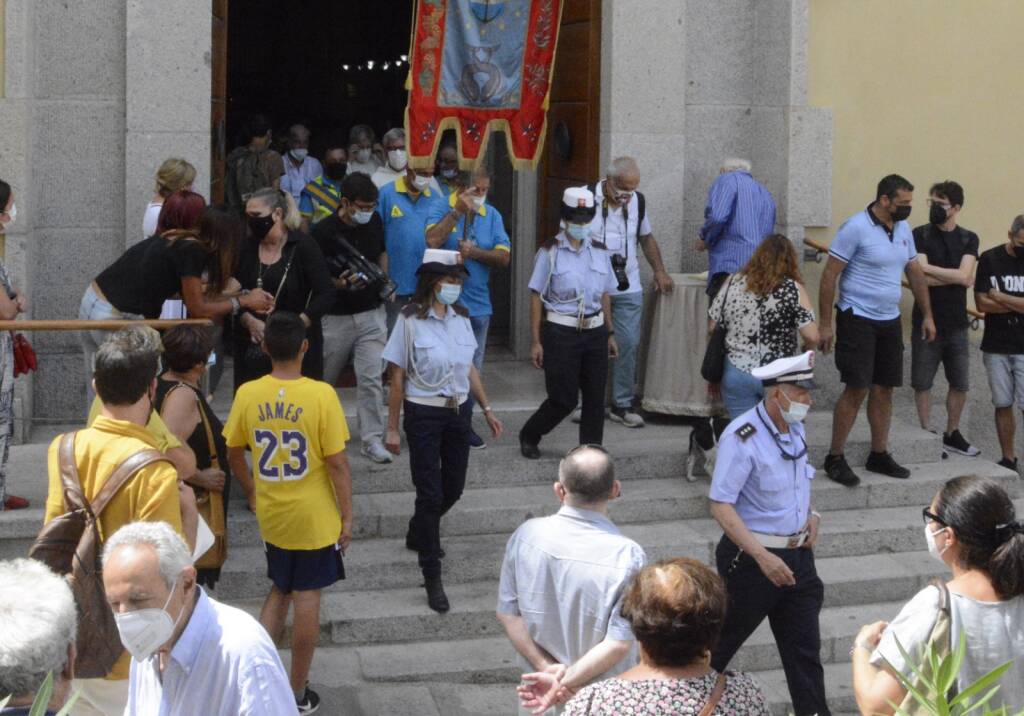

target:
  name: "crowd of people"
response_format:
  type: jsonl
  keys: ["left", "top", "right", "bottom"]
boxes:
{"left": 0, "top": 115, "right": 1021, "bottom": 716}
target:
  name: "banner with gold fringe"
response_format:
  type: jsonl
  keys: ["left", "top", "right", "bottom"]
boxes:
{"left": 405, "top": 0, "right": 563, "bottom": 171}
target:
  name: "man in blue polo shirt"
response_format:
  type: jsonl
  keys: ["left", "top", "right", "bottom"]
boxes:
{"left": 426, "top": 167, "right": 511, "bottom": 448}
{"left": 378, "top": 164, "right": 444, "bottom": 333}
{"left": 818, "top": 174, "right": 936, "bottom": 487}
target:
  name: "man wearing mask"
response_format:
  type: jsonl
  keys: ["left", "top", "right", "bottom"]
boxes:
{"left": 314, "top": 173, "right": 393, "bottom": 464}
{"left": 708, "top": 352, "right": 829, "bottom": 716}
{"left": 347, "top": 124, "right": 383, "bottom": 176}
{"left": 434, "top": 142, "right": 460, "bottom": 197}
{"left": 975, "top": 215, "right": 1024, "bottom": 471}
{"left": 371, "top": 128, "right": 409, "bottom": 188}
{"left": 103, "top": 522, "right": 295, "bottom": 715}
{"left": 378, "top": 163, "right": 444, "bottom": 333}
{"left": 911, "top": 181, "right": 980, "bottom": 458}
{"left": 299, "top": 143, "right": 349, "bottom": 232}
{"left": 281, "top": 124, "right": 323, "bottom": 203}
{"left": 819, "top": 174, "right": 936, "bottom": 487}
{"left": 426, "top": 167, "right": 511, "bottom": 449}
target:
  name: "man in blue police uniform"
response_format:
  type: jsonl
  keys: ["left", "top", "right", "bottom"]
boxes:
{"left": 426, "top": 167, "right": 511, "bottom": 449}
{"left": 520, "top": 187, "right": 619, "bottom": 459}
{"left": 708, "top": 351, "right": 829, "bottom": 716}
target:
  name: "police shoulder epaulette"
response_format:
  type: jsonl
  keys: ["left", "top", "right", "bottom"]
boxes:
{"left": 452, "top": 304, "right": 470, "bottom": 318}
{"left": 735, "top": 423, "right": 757, "bottom": 441}
{"left": 400, "top": 303, "right": 420, "bottom": 318}
{"left": 591, "top": 240, "right": 608, "bottom": 251}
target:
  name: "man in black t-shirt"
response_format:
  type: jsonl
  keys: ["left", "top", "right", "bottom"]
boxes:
{"left": 911, "top": 181, "right": 980, "bottom": 457}
{"left": 975, "top": 214, "right": 1024, "bottom": 471}
{"left": 313, "top": 172, "right": 393, "bottom": 464}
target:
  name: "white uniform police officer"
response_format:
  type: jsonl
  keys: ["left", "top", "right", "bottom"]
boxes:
{"left": 708, "top": 351, "right": 829, "bottom": 716}
{"left": 520, "top": 187, "right": 619, "bottom": 459}
{"left": 383, "top": 249, "right": 503, "bottom": 613}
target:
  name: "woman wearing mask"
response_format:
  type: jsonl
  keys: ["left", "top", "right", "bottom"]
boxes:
{"left": 708, "top": 234, "right": 819, "bottom": 419}
{"left": 383, "top": 249, "right": 502, "bottom": 613}
{"left": 80, "top": 191, "right": 275, "bottom": 407}
{"left": 233, "top": 188, "right": 335, "bottom": 391}
{"left": 347, "top": 124, "right": 383, "bottom": 176}
{"left": 852, "top": 475, "right": 1024, "bottom": 712}
{"left": 519, "top": 187, "right": 618, "bottom": 459}
{"left": 0, "top": 180, "right": 29, "bottom": 510}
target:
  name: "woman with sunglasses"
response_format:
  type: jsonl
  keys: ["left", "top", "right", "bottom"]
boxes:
{"left": 852, "top": 475, "right": 1024, "bottom": 712}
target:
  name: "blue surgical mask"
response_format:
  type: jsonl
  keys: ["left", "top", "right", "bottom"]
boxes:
{"left": 437, "top": 283, "right": 462, "bottom": 305}
{"left": 565, "top": 223, "right": 590, "bottom": 241}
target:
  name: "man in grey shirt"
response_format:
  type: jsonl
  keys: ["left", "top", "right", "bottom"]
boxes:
{"left": 497, "top": 446, "right": 647, "bottom": 714}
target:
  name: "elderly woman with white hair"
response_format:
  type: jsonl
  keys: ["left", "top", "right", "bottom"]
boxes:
{"left": 697, "top": 157, "right": 777, "bottom": 299}
{"left": 102, "top": 521, "right": 296, "bottom": 716}
{"left": 0, "top": 558, "right": 78, "bottom": 713}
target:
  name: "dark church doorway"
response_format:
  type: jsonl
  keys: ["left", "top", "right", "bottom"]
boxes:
{"left": 218, "top": 0, "right": 515, "bottom": 348}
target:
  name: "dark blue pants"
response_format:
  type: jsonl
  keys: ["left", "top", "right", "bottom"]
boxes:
{"left": 520, "top": 323, "right": 609, "bottom": 446}
{"left": 711, "top": 536, "right": 830, "bottom": 716}
{"left": 403, "top": 399, "right": 471, "bottom": 579}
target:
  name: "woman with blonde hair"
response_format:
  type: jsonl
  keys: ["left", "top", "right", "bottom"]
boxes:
{"left": 708, "top": 234, "right": 819, "bottom": 418}
{"left": 143, "top": 158, "right": 197, "bottom": 238}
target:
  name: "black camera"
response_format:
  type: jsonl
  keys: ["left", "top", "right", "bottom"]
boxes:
{"left": 610, "top": 253, "right": 629, "bottom": 291}
{"left": 326, "top": 236, "right": 397, "bottom": 301}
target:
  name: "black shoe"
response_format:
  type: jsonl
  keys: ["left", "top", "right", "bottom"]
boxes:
{"left": 942, "top": 430, "right": 981, "bottom": 457}
{"left": 468, "top": 429, "right": 487, "bottom": 450}
{"left": 998, "top": 457, "right": 1019, "bottom": 472}
{"left": 520, "top": 438, "right": 540, "bottom": 459}
{"left": 424, "top": 576, "right": 450, "bottom": 613}
{"left": 865, "top": 451, "right": 910, "bottom": 479}
{"left": 296, "top": 685, "right": 321, "bottom": 715}
{"left": 824, "top": 453, "right": 860, "bottom": 487}
{"left": 405, "top": 533, "right": 445, "bottom": 559}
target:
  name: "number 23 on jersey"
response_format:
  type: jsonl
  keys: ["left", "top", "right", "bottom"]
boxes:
{"left": 253, "top": 429, "right": 309, "bottom": 481}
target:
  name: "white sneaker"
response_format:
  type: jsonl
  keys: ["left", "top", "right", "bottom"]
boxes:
{"left": 361, "top": 441, "right": 394, "bottom": 464}
{"left": 570, "top": 408, "right": 582, "bottom": 423}
{"left": 608, "top": 407, "right": 645, "bottom": 428}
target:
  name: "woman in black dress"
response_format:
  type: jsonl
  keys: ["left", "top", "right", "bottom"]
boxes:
{"left": 155, "top": 324, "right": 229, "bottom": 588}
{"left": 233, "top": 188, "right": 335, "bottom": 391}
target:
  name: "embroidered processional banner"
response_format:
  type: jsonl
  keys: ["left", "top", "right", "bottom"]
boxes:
{"left": 405, "top": 0, "right": 564, "bottom": 170}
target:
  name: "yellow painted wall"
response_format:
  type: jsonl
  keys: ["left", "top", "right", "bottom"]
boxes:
{"left": 807, "top": 0, "right": 1024, "bottom": 253}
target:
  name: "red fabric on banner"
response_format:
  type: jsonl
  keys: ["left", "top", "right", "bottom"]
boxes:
{"left": 405, "top": 0, "right": 563, "bottom": 170}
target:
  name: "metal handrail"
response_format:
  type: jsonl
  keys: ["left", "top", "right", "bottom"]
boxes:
{"left": 0, "top": 319, "right": 214, "bottom": 331}
{"left": 802, "top": 238, "right": 983, "bottom": 330}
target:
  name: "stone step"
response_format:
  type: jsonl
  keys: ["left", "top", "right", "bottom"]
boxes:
{"left": 230, "top": 551, "right": 943, "bottom": 648}
{"left": 206, "top": 500, "right": 1007, "bottom": 600}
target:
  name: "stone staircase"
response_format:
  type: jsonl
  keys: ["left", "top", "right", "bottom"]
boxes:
{"left": 1, "top": 402, "right": 1019, "bottom": 715}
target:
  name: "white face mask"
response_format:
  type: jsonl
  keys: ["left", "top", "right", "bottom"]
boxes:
{"left": 472, "top": 193, "right": 487, "bottom": 208}
{"left": 925, "top": 524, "right": 949, "bottom": 564}
{"left": 354, "top": 148, "right": 372, "bottom": 164}
{"left": 289, "top": 148, "right": 308, "bottom": 161}
{"left": 113, "top": 578, "right": 187, "bottom": 661}
{"left": 775, "top": 392, "right": 810, "bottom": 424}
{"left": 441, "top": 168, "right": 458, "bottom": 179}
{"left": 388, "top": 149, "right": 408, "bottom": 171}
{"left": 411, "top": 174, "right": 431, "bottom": 191}
{"left": 353, "top": 209, "right": 375, "bottom": 225}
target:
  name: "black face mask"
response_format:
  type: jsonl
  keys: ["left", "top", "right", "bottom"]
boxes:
{"left": 248, "top": 213, "right": 275, "bottom": 240}
{"left": 891, "top": 205, "right": 912, "bottom": 222}
{"left": 929, "top": 203, "right": 949, "bottom": 226}
{"left": 324, "top": 162, "right": 347, "bottom": 180}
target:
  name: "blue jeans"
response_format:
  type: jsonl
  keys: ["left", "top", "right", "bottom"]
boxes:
{"left": 610, "top": 292, "right": 643, "bottom": 409}
{"left": 466, "top": 314, "right": 490, "bottom": 414}
{"left": 722, "top": 357, "right": 763, "bottom": 419}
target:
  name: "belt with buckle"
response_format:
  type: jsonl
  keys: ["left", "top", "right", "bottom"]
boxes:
{"left": 749, "top": 529, "right": 809, "bottom": 549}
{"left": 547, "top": 311, "right": 604, "bottom": 331}
{"left": 406, "top": 395, "right": 467, "bottom": 409}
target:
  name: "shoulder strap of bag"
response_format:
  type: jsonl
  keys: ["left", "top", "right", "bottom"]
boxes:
{"left": 195, "top": 394, "right": 220, "bottom": 469}
{"left": 636, "top": 191, "right": 646, "bottom": 240}
{"left": 718, "top": 275, "right": 736, "bottom": 329}
{"left": 90, "top": 449, "right": 171, "bottom": 517}
{"left": 57, "top": 432, "right": 87, "bottom": 512}
{"left": 698, "top": 673, "right": 728, "bottom": 716}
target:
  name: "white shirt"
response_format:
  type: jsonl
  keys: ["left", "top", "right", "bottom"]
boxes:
{"left": 143, "top": 202, "right": 162, "bottom": 238}
{"left": 281, "top": 155, "right": 324, "bottom": 202}
{"left": 871, "top": 585, "right": 1024, "bottom": 708}
{"left": 585, "top": 181, "right": 653, "bottom": 296}
{"left": 497, "top": 506, "right": 647, "bottom": 679}
{"left": 125, "top": 588, "right": 296, "bottom": 716}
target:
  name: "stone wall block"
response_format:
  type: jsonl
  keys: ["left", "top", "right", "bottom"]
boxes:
{"left": 684, "top": 0, "right": 754, "bottom": 105}
{"left": 786, "top": 106, "right": 833, "bottom": 227}
{"left": 682, "top": 105, "right": 755, "bottom": 224}
{"left": 34, "top": 0, "right": 126, "bottom": 99}
{"left": 751, "top": 0, "right": 793, "bottom": 107}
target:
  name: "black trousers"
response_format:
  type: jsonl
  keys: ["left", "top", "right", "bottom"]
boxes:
{"left": 711, "top": 536, "right": 830, "bottom": 716}
{"left": 520, "top": 323, "right": 608, "bottom": 446}
{"left": 403, "top": 399, "right": 471, "bottom": 579}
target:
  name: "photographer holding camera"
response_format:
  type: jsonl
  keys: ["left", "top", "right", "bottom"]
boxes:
{"left": 580, "top": 157, "right": 674, "bottom": 429}
{"left": 313, "top": 172, "right": 395, "bottom": 464}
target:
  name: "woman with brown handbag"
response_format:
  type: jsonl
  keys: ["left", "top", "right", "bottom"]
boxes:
{"left": 155, "top": 324, "right": 230, "bottom": 587}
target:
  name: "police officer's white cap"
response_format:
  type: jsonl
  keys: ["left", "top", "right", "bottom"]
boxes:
{"left": 417, "top": 248, "right": 468, "bottom": 277}
{"left": 751, "top": 350, "right": 816, "bottom": 388}
{"left": 562, "top": 186, "right": 595, "bottom": 209}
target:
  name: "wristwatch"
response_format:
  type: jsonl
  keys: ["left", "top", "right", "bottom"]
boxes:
{"left": 482, "top": 406, "right": 493, "bottom": 413}
{"left": 229, "top": 296, "right": 241, "bottom": 315}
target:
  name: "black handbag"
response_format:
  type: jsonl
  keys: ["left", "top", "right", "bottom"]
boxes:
{"left": 700, "top": 276, "right": 734, "bottom": 383}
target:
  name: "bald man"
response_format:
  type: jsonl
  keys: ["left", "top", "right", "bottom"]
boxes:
{"left": 497, "top": 446, "right": 647, "bottom": 714}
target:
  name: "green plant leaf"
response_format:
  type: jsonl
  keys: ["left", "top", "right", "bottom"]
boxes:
{"left": 53, "top": 689, "right": 81, "bottom": 716}
{"left": 0, "top": 695, "right": 11, "bottom": 709}
{"left": 951, "top": 661, "right": 1012, "bottom": 708}
{"left": 961, "top": 684, "right": 1003, "bottom": 715}
{"left": 30, "top": 672, "right": 54, "bottom": 716}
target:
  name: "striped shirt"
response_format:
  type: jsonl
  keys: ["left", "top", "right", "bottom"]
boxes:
{"left": 699, "top": 171, "right": 776, "bottom": 279}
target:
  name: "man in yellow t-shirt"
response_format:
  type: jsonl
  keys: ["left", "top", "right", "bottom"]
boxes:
{"left": 225, "top": 311, "right": 353, "bottom": 715}
{"left": 44, "top": 328, "right": 191, "bottom": 716}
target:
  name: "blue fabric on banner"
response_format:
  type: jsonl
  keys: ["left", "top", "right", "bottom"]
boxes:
{"left": 440, "top": 0, "right": 528, "bottom": 108}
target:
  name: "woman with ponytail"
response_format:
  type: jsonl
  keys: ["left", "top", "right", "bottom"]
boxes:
{"left": 232, "top": 188, "right": 335, "bottom": 391}
{"left": 852, "top": 475, "right": 1024, "bottom": 713}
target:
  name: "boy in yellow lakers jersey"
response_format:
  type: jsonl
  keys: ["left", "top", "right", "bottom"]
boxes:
{"left": 224, "top": 311, "right": 352, "bottom": 715}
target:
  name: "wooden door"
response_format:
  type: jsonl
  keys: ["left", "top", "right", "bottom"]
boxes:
{"left": 535, "top": 0, "right": 602, "bottom": 244}
{"left": 211, "top": 0, "right": 228, "bottom": 203}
